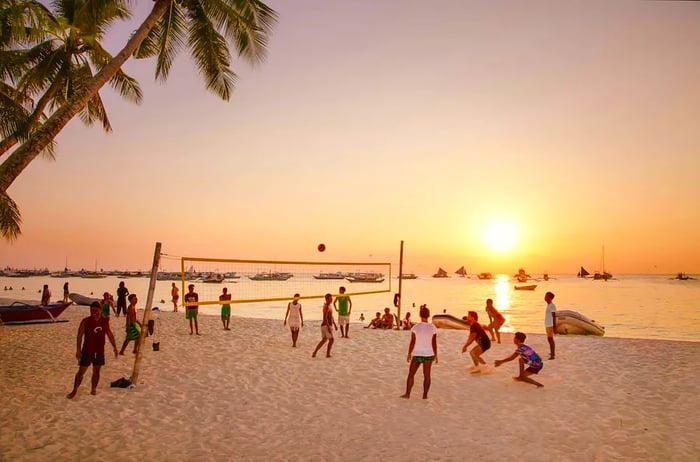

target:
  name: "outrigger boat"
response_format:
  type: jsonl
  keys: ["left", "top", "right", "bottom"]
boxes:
{"left": 0, "top": 300, "right": 72, "bottom": 325}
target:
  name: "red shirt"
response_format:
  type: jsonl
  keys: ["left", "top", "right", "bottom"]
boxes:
{"left": 82, "top": 316, "right": 110, "bottom": 355}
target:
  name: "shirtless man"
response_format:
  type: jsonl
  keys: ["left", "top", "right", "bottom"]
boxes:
{"left": 67, "top": 302, "right": 118, "bottom": 398}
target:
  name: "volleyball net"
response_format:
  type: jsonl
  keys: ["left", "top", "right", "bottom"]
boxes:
{"left": 174, "top": 257, "right": 392, "bottom": 307}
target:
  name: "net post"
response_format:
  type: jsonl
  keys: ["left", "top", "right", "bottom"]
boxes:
{"left": 397, "top": 240, "right": 404, "bottom": 327}
{"left": 131, "top": 242, "right": 161, "bottom": 385}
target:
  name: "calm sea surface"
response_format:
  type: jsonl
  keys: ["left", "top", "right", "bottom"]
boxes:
{"left": 2, "top": 274, "right": 698, "bottom": 342}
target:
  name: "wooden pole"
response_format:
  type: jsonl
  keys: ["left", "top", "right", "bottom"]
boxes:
{"left": 131, "top": 242, "right": 161, "bottom": 385}
{"left": 397, "top": 240, "right": 404, "bottom": 326}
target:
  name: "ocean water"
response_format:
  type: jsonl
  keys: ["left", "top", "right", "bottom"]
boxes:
{"left": 2, "top": 274, "right": 698, "bottom": 342}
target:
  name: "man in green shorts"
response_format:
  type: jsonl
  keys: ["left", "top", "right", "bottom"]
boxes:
{"left": 220, "top": 287, "right": 231, "bottom": 331}
{"left": 184, "top": 284, "right": 200, "bottom": 335}
{"left": 333, "top": 286, "right": 352, "bottom": 338}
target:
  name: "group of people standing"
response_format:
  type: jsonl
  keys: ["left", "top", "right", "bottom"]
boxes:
{"left": 280, "top": 286, "right": 352, "bottom": 357}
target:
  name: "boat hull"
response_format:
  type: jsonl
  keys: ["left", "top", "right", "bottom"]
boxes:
{"left": 514, "top": 284, "right": 537, "bottom": 291}
{"left": 69, "top": 293, "right": 101, "bottom": 306}
{"left": 431, "top": 314, "right": 469, "bottom": 330}
{"left": 0, "top": 302, "right": 72, "bottom": 324}
{"left": 555, "top": 310, "right": 605, "bottom": 336}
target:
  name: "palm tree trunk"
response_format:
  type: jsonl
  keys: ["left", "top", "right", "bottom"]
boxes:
{"left": 0, "top": 0, "right": 171, "bottom": 193}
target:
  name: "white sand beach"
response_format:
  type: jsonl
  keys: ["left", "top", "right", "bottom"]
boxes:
{"left": 1, "top": 307, "right": 699, "bottom": 461}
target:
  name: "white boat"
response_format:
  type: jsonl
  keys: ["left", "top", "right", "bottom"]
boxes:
{"left": 514, "top": 284, "right": 537, "bottom": 291}
{"left": 554, "top": 310, "right": 605, "bottom": 336}
{"left": 69, "top": 293, "right": 101, "bottom": 306}
{"left": 431, "top": 314, "right": 468, "bottom": 330}
{"left": 313, "top": 272, "right": 346, "bottom": 280}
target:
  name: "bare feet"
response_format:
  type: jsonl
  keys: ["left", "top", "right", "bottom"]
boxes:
{"left": 470, "top": 366, "right": 481, "bottom": 374}
{"left": 400, "top": 394, "right": 410, "bottom": 399}
{"left": 66, "top": 391, "right": 76, "bottom": 399}
{"left": 311, "top": 352, "right": 317, "bottom": 358}
{"left": 90, "top": 389, "right": 97, "bottom": 396}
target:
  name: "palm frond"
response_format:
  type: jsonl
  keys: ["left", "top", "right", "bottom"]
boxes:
{"left": 0, "top": 190, "right": 21, "bottom": 241}
{"left": 88, "top": 40, "right": 142, "bottom": 103}
{"left": 187, "top": 2, "right": 235, "bottom": 100}
{"left": 135, "top": 0, "right": 187, "bottom": 81}
{"left": 219, "top": 0, "right": 277, "bottom": 65}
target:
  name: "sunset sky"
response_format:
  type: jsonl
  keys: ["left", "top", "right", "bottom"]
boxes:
{"left": 2, "top": 0, "right": 699, "bottom": 274}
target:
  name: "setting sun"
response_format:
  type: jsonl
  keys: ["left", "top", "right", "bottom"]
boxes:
{"left": 482, "top": 219, "right": 519, "bottom": 253}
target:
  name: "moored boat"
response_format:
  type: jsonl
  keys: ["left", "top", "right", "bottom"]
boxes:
{"left": 346, "top": 273, "right": 384, "bottom": 283}
{"left": 432, "top": 268, "right": 449, "bottom": 278}
{"left": 398, "top": 273, "right": 418, "bottom": 280}
{"left": 248, "top": 272, "right": 294, "bottom": 281}
{"left": 0, "top": 301, "right": 72, "bottom": 324}
{"left": 455, "top": 266, "right": 467, "bottom": 277}
{"left": 313, "top": 272, "right": 346, "bottom": 280}
{"left": 514, "top": 284, "right": 537, "bottom": 291}
{"left": 554, "top": 310, "right": 605, "bottom": 336}
{"left": 477, "top": 272, "right": 493, "bottom": 280}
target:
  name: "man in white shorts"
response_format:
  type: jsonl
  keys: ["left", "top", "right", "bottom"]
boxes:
{"left": 333, "top": 286, "right": 352, "bottom": 338}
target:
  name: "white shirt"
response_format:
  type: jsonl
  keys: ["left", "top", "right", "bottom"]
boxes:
{"left": 411, "top": 322, "right": 437, "bottom": 357}
{"left": 545, "top": 302, "right": 557, "bottom": 327}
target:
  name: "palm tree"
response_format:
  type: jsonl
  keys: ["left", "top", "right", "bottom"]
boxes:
{"left": 0, "top": 0, "right": 276, "bottom": 240}
{"left": 1, "top": 0, "right": 142, "bottom": 158}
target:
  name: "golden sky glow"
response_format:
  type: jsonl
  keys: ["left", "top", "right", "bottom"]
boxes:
{"left": 2, "top": 1, "right": 700, "bottom": 275}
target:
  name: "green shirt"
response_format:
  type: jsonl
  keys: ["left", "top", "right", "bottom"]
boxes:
{"left": 336, "top": 296, "right": 350, "bottom": 316}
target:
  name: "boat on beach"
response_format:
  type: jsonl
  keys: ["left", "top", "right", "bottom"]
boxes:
{"left": 555, "top": 310, "right": 605, "bottom": 336}
{"left": 0, "top": 300, "right": 72, "bottom": 324}
{"left": 514, "top": 284, "right": 537, "bottom": 291}
{"left": 431, "top": 314, "right": 468, "bottom": 330}
{"left": 69, "top": 293, "right": 101, "bottom": 306}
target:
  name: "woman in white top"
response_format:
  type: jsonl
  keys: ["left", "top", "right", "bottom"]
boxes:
{"left": 284, "top": 293, "right": 304, "bottom": 347}
{"left": 400, "top": 305, "right": 438, "bottom": 400}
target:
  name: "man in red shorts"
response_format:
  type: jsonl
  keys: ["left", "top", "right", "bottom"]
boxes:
{"left": 67, "top": 301, "right": 118, "bottom": 399}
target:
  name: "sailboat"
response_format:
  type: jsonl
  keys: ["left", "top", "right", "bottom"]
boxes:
{"left": 577, "top": 267, "right": 590, "bottom": 278}
{"left": 432, "top": 267, "right": 449, "bottom": 278}
{"left": 454, "top": 266, "right": 467, "bottom": 277}
{"left": 593, "top": 246, "right": 613, "bottom": 281}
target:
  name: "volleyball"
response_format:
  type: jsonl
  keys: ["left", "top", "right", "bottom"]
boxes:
{"left": 317, "top": 243, "right": 326, "bottom": 252}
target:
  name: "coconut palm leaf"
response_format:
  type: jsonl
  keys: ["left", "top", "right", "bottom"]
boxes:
{"left": 134, "top": 0, "right": 186, "bottom": 81}
{"left": 187, "top": 1, "right": 235, "bottom": 100}
{"left": 0, "top": 190, "right": 20, "bottom": 241}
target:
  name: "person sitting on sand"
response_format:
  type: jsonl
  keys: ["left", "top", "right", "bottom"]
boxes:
{"left": 485, "top": 298, "right": 505, "bottom": 343}
{"left": 119, "top": 294, "right": 141, "bottom": 355}
{"left": 461, "top": 311, "right": 491, "bottom": 373}
{"left": 381, "top": 307, "right": 394, "bottom": 329}
{"left": 365, "top": 312, "right": 382, "bottom": 329}
{"left": 494, "top": 332, "right": 544, "bottom": 388}
{"left": 401, "top": 312, "right": 414, "bottom": 330}
{"left": 67, "top": 301, "right": 118, "bottom": 399}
